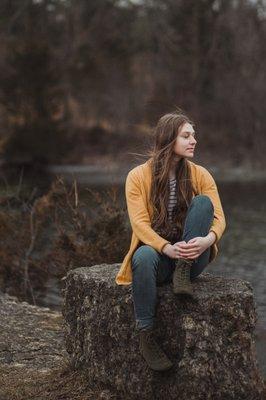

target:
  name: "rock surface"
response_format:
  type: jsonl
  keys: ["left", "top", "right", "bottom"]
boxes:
{"left": 62, "top": 264, "right": 265, "bottom": 400}
{"left": 0, "top": 291, "right": 66, "bottom": 372}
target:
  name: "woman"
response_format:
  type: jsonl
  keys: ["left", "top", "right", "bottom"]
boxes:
{"left": 115, "top": 109, "right": 226, "bottom": 372}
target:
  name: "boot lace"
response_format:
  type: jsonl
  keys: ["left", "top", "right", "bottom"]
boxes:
{"left": 180, "top": 264, "right": 191, "bottom": 281}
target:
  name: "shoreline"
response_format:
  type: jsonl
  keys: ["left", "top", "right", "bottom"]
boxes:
{"left": 47, "top": 162, "right": 266, "bottom": 185}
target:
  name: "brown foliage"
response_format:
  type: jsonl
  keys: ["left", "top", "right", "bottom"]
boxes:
{"left": 0, "top": 177, "right": 130, "bottom": 305}
{"left": 45, "top": 178, "right": 130, "bottom": 276}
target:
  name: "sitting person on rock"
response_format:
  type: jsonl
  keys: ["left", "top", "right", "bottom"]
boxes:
{"left": 115, "top": 108, "right": 226, "bottom": 372}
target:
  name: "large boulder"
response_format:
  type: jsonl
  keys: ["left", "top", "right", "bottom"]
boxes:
{"left": 62, "top": 264, "right": 265, "bottom": 400}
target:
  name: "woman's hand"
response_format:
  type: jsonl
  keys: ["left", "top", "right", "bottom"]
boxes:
{"left": 173, "top": 237, "right": 211, "bottom": 260}
{"left": 162, "top": 241, "right": 188, "bottom": 259}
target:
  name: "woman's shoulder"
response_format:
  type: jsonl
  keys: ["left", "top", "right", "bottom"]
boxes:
{"left": 188, "top": 160, "right": 217, "bottom": 187}
{"left": 127, "top": 158, "right": 152, "bottom": 179}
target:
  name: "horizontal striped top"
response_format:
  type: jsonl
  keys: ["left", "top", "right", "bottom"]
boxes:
{"left": 167, "top": 177, "right": 178, "bottom": 239}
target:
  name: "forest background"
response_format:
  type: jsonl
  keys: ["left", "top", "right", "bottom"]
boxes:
{"left": 0, "top": 0, "right": 266, "bottom": 170}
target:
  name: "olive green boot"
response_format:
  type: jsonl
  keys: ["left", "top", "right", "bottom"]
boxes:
{"left": 138, "top": 328, "right": 173, "bottom": 371}
{"left": 172, "top": 258, "right": 193, "bottom": 296}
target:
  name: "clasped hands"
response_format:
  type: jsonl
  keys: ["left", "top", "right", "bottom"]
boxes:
{"left": 162, "top": 236, "right": 210, "bottom": 261}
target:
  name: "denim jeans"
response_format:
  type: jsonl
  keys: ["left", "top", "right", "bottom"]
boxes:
{"left": 131, "top": 195, "right": 214, "bottom": 330}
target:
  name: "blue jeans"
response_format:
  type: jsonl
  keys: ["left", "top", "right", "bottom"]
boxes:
{"left": 131, "top": 195, "right": 214, "bottom": 330}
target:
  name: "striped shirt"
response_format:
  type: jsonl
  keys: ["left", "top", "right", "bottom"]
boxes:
{"left": 168, "top": 177, "right": 178, "bottom": 239}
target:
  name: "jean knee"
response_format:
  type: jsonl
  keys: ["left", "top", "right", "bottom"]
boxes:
{"left": 192, "top": 195, "right": 214, "bottom": 214}
{"left": 131, "top": 245, "right": 159, "bottom": 272}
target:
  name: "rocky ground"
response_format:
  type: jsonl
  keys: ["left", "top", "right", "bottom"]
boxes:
{"left": 0, "top": 291, "right": 116, "bottom": 400}
{"left": 0, "top": 273, "right": 265, "bottom": 400}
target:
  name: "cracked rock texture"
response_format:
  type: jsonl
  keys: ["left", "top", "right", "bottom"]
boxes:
{"left": 62, "top": 264, "right": 265, "bottom": 400}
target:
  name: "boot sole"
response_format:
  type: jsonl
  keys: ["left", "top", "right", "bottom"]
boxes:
{"left": 143, "top": 358, "right": 174, "bottom": 371}
{"left": 173, "top": 288, "right": 194, "bottom": 296}
{"left": 150, "top": 362, "right": 173, "bottom": 371}
{"left": 140, "top": 350, "right": 174, "bottom": 371}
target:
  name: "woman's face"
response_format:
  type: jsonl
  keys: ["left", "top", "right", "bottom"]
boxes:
{"left": 173, "top": 122, "right": 197, "bottom": 160}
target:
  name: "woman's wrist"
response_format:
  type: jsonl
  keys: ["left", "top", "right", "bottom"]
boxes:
{"left": 161, "top": 243, "right": 171, "bottom": 254}
{"left": 204, "top": 231, "right": 216, "bottom": 246}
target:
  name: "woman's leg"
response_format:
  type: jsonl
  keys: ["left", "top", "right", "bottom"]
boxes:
{"left": 181, "top": 194, "right": 214, "bottom": 280}
{"left": 132, "top": 195, "right": 214, "bottom": 328}
{"left": 131, "top": 245, "right": 173, "bottom": 331}
{"left": 132, "top": 245, "right": 174, "bottom": 371}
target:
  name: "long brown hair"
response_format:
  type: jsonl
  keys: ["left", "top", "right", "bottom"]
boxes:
{"left": 147, "top": 109, "right": 198, "bottom": 241}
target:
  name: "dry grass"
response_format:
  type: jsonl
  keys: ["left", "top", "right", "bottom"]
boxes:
{"left": 0, "top": 176, "right": 130, "bottom": 305}
{"left": 0, "top": 358, "right": 119, "bottom": 400}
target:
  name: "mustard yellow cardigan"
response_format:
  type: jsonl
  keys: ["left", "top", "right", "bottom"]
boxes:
{"left": 115, "top": 158, "right": 226, "bottom": 285}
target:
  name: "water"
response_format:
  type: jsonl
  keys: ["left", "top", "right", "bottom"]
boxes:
{"left": 208, "top": 181, "right": 266, "bottom": 377}
{"left": 213, "top": 181, "right": 266, "bottom": 327}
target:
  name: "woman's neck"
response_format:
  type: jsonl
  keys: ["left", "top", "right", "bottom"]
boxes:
{"left": 169, "top": 169, "right": 176, "bottom": 180}
{"left": 169, "top": 156, "right": 183, "bottom": 179}
{"left": 169, "top": 162, "right": 178, "bottom": 180}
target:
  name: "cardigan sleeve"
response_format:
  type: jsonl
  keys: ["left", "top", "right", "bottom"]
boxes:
{"left": 125, "top": 169, "right": 171, "bottom": 254}
{"left": 198, "top": 166, "right": 226, "bottom": 244}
